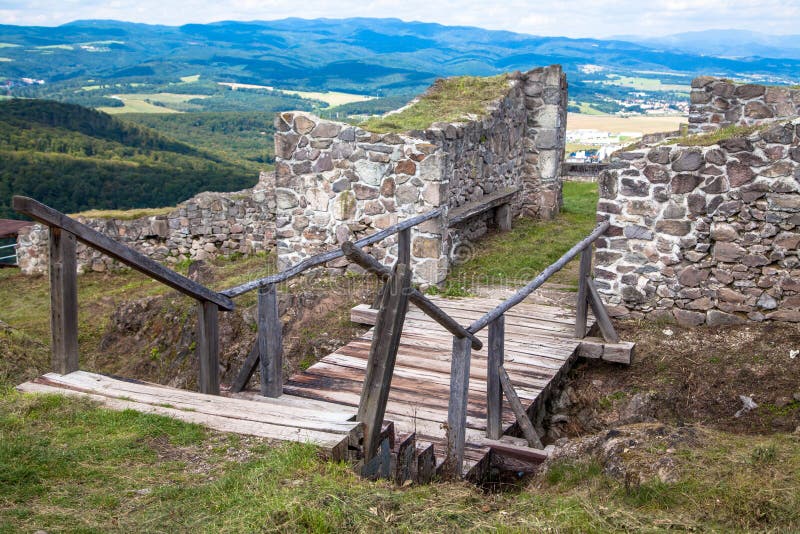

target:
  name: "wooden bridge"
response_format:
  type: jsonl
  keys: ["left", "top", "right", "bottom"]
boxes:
{"left": 13, "top": 195, "right": 633, "bottom": 483}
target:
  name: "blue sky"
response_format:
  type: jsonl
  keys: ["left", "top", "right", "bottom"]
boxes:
{"left": 0, "top": 0, "right": 798, "bottom": 38}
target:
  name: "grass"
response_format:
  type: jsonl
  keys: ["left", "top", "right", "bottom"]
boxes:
{"left": 438, "top": 181, "right": 598, "bottom": 294}
{"left": 1, "top": 391, "right": 798, "bottom": 531}
{"left": 71, "top": 206, "right": 176, "bottom": 220}
{"left": 672, "top": 123, "right": 768, "bottom": 146}
{"left": 593, "top": 74, "right": 690, "bottom": 93}
{"left": 360, "top": 74, "right": 510, "bottom": 133}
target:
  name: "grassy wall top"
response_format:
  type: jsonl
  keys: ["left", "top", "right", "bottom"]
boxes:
{"left": 359, "top": 74, "right": 511, "bottom": 134}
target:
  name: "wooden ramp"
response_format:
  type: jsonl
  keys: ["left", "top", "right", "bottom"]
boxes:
{"left": 282, "top": 295, "right": 595, "bottom": 478}
{"left": 17, "top": 370, "right": 362, "bottom": 462}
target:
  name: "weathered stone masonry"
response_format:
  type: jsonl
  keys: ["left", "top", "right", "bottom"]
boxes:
{"left": 273, "top": 66, "right": 567, "bottom": 285}
{"left": 689, "top": 76, "right": 800, "bottom": 134}
{"left": 595, "top": 119, "right": 800, "bottom": 326}
{"left": 17, "top": 172, "right": 276, "bottom": 275}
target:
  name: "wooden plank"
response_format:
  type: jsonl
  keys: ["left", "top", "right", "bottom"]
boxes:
{"left": 222, "top": 208, "right": 442, "bottom": 297}
{"left": 447, "top": 187, "right": 519, "bottom": 226}
{"left": 574, "top": 247, "right": 592, "bottom": 338}
{"left": 587, "top": 279, "right": 620, "bottom": 343}
{"left": 258, "top": 283, "right": 283, "bottom": 398}
{"left": 467, "top": 221, "right": 610, "bottom": 334}
{"left": 480, "top": 438, "right": 549, "bottom": 462}
{"left": 13, "top": 196, "right": 234, "bottom": 311}
{"left": 394, "top": 432, "right": 416, "bottom": 484}
{"left": 341, "top": 241, "right": 482, "bottom": 350}
{"left": 230, "top": 341, "right": 259, "bottom": 393}
{"left": 495, "top": 203, "right": 512, "bottom": 231}
{"left": 445, "top": 335, "right": 472, "bottom": 478}
{"left": 49, "top": 227, "right": 79, "bottom": 375}
{"left": 486, "top": 316, "right": 504, "bottom": 440}
{"left": 18, "top": 381, "right": 352, "bottom": 457}
{"left": 416, "top": 441, "right": 436, "bottom": 484}
{"left": 197, "top": 301, "right": 220, "bottom": 395}
{"left": 498, "top": 365, "right": 543, "bottom": 449}
{"left": 39, "top": 372, "right": 358, "bottom": 430}
{"left": 398, "top": 227, "right": 410, "bottom": 267}
{"left": 357, "top": 263, "right": 412, "bottom": 461}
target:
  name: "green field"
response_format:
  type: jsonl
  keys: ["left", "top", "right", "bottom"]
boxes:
{"left": 98, "top": 93, "right": 209, "bottom": 114}
{"left": 0, "top": 42, "right": 20, "bottom": 48}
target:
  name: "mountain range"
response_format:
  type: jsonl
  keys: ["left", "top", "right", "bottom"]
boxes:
{"left": 1, "top": 18, "right": 799, "bottom": 105}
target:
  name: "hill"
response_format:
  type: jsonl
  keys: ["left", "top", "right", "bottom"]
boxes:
{"left": 0, "top": 99, "right": 257, "bottom": 219}
{"left": 1, "top": 18, "right": 799, "bottom": 114}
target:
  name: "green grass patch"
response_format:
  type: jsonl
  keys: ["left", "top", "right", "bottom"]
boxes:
{"left": 440, "top": 181, "right": 598, "bottom": 292}
{"left": 672, "top": 123, "right": 767, "bottom": 146}
{"left": 360, "top": 74, "right": 510, "bottom": 133}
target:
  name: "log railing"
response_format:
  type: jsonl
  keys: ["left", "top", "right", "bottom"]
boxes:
{"left": 444, "top": 221, "right": 615, "bottom": 475}
{"left": 12, "top": 196, "right": 234, "bottom": 395}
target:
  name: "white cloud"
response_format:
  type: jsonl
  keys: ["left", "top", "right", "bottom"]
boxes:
{"left": 0, "top": 0, "right": 798, "bottom": 37}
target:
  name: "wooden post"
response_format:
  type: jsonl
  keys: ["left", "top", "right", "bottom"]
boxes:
{"left": 398, "top": 227, "right": 411, "bottom": 267}
{"left": 486, "top": 315, "right": 504, "bottom": 440}
{"left": 495, "top": 203, "right": 512, "bottom": 231}
{"left": 357, "top": 263, "right": 412, "bottom": 462}
{"left": 197, "top": 300, "right": 220, "bottom": 395}
{"left": 49, "top": 227, "right": 78, "bottom": 375}
{"left": 230, "top": 340, "right": 259, "bottom": 393}
{"left": 587, "top": 279, "right": 620, "bottom": 343}
{"left": 258, "top": 283, "right": 283, "bottom": 398}
{"left": 446, "top": 334, "right": 472, "bottom": 478}
{"left": 575, "top": 246, "right": 592, "bottom": 338}
{"left": 498, "top": 365, "right": 543, "bottom": 449}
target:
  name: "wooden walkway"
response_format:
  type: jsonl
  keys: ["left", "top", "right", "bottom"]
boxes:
{"left": 282, "top": 295, "right": 594, "bottom": 478}
{"left": 18, "top": 294, "right": 595, "bottom": 479}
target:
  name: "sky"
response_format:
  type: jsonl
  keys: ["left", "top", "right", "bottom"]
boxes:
{"left": 0, "top": 0, "right": 799, "bottom": 38}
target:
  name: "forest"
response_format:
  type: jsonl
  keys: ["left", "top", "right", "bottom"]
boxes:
{"left": 0, "top": 99, "right": 257, "bottom": 219}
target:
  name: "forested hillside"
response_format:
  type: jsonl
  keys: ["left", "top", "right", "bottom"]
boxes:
{"left": 0, "top": 99, "right": 257, "bottom": 219}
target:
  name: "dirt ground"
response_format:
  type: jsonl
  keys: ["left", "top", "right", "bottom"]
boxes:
{"left": 546, "top": 319, "right": 800, "bottom": 440}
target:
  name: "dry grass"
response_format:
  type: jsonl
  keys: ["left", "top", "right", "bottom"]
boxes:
{"left": 71, "top": 206, "right": 176, "bottom": 220}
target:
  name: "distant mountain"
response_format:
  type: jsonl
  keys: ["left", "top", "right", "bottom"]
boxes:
{"left": 614, "top": 29, "right": 800, "bottom": 60}
{"left": 0, "top": 99, "right": 256, "bottom": 219}
{"left": 1, "top": 18, "right": 799, "bottom": 102}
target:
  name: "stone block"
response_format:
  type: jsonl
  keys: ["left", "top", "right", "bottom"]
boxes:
{"left": 706, "top": 310, "right": 745, "bottom": 326}
{"left": 412, "top": 237, "right": 442, "bottom": 259}
{"left": 671, "top": 150, "right": 704, "bottom": 172}
{"left": 674, "top": 309, "right": 706, "bottom": 326}
{"left": 713, "top": 241, "right": 746, "bottom": 262}
{"left": 670, "top": 173, "right": 702, "bottom": 194}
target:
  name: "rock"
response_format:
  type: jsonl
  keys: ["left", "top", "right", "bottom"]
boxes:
{"left": 395, "top": 159, "right": 417, "bottom": 175}
{"left": 671, "top": 150, "right": 704, "bottom": 172}
{"left": 734, "top": 84, "right": 765, "bottom": 99}
{"left": 710, "top": 222, "right": 738, "bottom": 242}
{"left": 744, "top": 101, "right": 775, "bottom": 119}
{"left": 551, "top": 414, "right": 570, "bottom": 424}
{"left": 655, "top": 219, "right": 691, "bottom": 236}
{"left": 395, "top": 184, "right": 420, "bottom": 205}
{"left": 727, "top": 162, "right": 756, "bottom": 187}
{"left": 734, "top": 395, "right": 758, "bottom": 418}
{"left": 671, "top": 174, "right": 702, "bottom": 194}
{"left": 310, "top": 122, "right": 342, "bottom": 138}
{"left": 678, "top": 267, "right": 709, "bottom": 287}
{"left": 713, "top": 242, "right": 746, "bottom": 262}
{"left": 673, "top": 309, "right": 706, "bottom": 326}
{"left": 412, "top": 237, "right": 441, "bottom": 258}
{"left": 707, "top": 310, "right": 745, "bottom": 326}
{"left": 624, "top": 225, "right": 653, "bottom": 240}
{"left": 293, "top": 115, "right": 316, "bottom": 134}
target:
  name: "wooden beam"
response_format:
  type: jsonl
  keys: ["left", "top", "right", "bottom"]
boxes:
{"left": 341, "top": 241, "right": 483, "bottom": 350}
{"left": 258, "top": 283, "right": 283, "bottom": 398}
{"left": 222, "top": 208, "right": 442, "bottom": 298}
{"left": 447, "top": 187, "right": 519, "bottom": 226}
{"left": 397, "top": 227, "right": 410, "bottom": 267}
{"left": 49, "top": 227, "right": 79, "bottom": 374}
{"left": 494, "top": 203, "right": 512, "bottom": 231}
{"left": 578, "top": 337, "right": 635, "bottom": 365}
{"left": 357, "top": 263, "right": 412, "bottom": 462}
{"left": 197, "top": 301, "right": 220, "bottom": 395}
{"left": 498, "top": 365, "right": 543, "bottom": 449}
{"left": 575, "top": 247, "right": 592, "bottom": 338}
{"left": 587, "top": 279, "right": 619, "bottom": 343}
{"left": 13, "top": 196, "right": 234, "bottom": 311}
{"left": 486, "top": 315, "right": 504, "bottom": 440}
{"left": 445, "top": 335, "right": 472, "bottom": 478}
{"left": 467, "top": 221, "right": 610, "bottom": 334}
{"left": 230, "top": 341, "right": 259, "bottom": 393}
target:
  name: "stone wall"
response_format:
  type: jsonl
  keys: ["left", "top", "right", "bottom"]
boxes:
{"left": 17, "top": 172, "right": 276, "bottom": 275}
{"left": 689, "top": 77, "right": 800, "bottom": 134}
{"left": 273, "top": 66, "right": 567, "bottom": 285}
{"left": 595, "top": 120, "right": 800, "bottom": 325}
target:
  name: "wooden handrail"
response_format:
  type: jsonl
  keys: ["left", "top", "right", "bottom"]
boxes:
{"left": 341, "top": 241, "right": 483, "bottom": 351}
{"left": 221, "top": 207, "right": 443, "bottom": 298}
{"left": 13, "top": 196, "right": 234, "bottom": 311}
{"left": 467, "top": 221, "right": 610, "bottom": 334}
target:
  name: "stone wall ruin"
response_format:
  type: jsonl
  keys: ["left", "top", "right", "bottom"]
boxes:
{"left": 273, "top": 65, "right": 568, "bottom": 285}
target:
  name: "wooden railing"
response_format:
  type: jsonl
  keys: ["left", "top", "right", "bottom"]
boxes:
{"left": 13, "top": 196, "right": 234, "bottom": 395}
{"left": 444, "top": 221, "right": 615, "bottom": 475}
